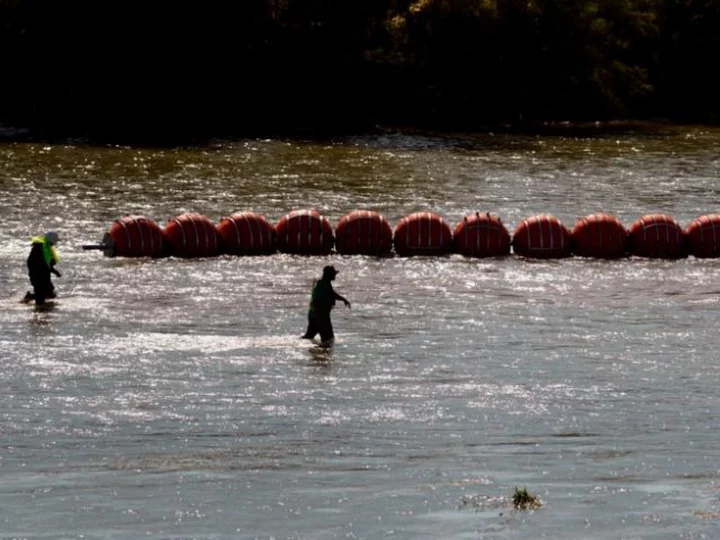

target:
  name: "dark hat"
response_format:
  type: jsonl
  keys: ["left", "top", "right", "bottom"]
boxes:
{"left": 323, "top": 265, "right": 338, "bottom": 278}
{"left": 45, "top": 231, "right": 59, "bottom": 245}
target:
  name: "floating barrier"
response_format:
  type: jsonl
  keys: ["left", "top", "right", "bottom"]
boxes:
{"left": 216, "top": 212, "right": 276, "bottom": 255}
{"left": 335, "top": 210, "right": 393, "bottom": 255}
{"left": 95, "top": 216, "right": 165, "bottom": 258}
{"left": 276, "top": 209, "right": 334, "bottom": 255}
{"left": 87, "top": 209, "right": 720, "bottom": 260}
{"left": 512, "top": 215, "right": 571, "bottom": 259}
{"left": 571, "top": 213, "right": 628, "bottom": 259}
{"left": 393, "top": 212, "right": 453, "bottom": 256}
{"left": 163, "top": 213, "right": 220, "bottom": 258}
{"left": 685, "top": 214, "right": 720, "bottom": 258}
{"left": 453, "top": 212, "right": 510, "bottom": 257}
{"left": 627, "top": 214, "right": 686, "bottom": 259}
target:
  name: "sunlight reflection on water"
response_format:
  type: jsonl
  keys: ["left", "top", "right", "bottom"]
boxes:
{"left": 2, "top": 126, "right": 720, "bottom": 538}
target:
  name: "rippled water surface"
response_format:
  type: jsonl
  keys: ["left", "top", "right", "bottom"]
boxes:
{"left": 2, "top": 125, "right": 720, "bottom": 539}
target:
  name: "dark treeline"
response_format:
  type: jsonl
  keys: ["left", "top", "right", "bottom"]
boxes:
{"left": 1, "top": 0, "right": 718, "bottom": 140}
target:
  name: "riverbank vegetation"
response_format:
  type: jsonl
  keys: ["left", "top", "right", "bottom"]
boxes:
{"left": 1, "top": 0, "right": 718, "bottom": 140}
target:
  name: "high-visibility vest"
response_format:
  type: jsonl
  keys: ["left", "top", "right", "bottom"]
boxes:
{"left": 31, "top": 236, "right": 59, "bottom": 267}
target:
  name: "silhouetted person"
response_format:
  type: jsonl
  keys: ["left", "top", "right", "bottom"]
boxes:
{"left": 301, "top": 265, "right": 350, "bottom": 343}
{"left": 25, "top": 232, "right": 61, "bottom": 305}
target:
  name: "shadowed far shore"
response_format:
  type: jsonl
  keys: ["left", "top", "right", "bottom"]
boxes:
{"left": 0, "top": 119, "right": 706, "bottom": 149}
{"left": 1, "top": 0, "right": 718, "bottom": 145}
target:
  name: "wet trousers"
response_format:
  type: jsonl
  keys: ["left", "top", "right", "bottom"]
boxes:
{"left": 302, "top": 310, "right": 334, "bottom": 341}
{"left": 28, "top": 271, "right": 55, "bottom": 305}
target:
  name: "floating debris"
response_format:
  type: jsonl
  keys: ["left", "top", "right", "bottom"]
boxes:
{"left": 513, "top": 486, "right": 542, "bottom": 510}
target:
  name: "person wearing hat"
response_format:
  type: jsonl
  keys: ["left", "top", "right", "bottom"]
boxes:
{"left": 25, "top": 231, "right": 61, "bottom": 305}
{"left": 301, "top": 265, "right": 350, "bottom": 343}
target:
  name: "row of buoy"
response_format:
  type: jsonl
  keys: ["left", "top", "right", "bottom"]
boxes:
{"left": 86, "top": 210, "right": 720, "bottom": 260}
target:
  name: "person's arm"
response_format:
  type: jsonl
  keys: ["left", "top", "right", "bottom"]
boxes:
{"left": 334, "top": 290, "right": 350, "bottom": 308}
{"left": 49, "top": 246, "right": 61, "bottom": 277}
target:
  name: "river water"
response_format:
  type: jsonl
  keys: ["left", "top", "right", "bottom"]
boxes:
{"left": 1, "top": 124, "right": 720, "bottom": 539}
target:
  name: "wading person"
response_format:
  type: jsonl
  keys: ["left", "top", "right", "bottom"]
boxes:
{"left": 25, "top": 231, "right": 61, "bottom": 305}
{"left": 301, "top": 265, "right": 350, "bottom": 344}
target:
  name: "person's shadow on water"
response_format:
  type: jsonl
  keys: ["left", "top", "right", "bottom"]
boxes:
{"left": 307, "top": 341, "right": 334, "bottom": 364}
{"left": 34, "top": 302, "right": 56, "bottom": 313}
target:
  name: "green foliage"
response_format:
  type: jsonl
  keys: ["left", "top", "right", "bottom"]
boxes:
{"left": 0, "top": 0, "right": 718, "bottom": 138}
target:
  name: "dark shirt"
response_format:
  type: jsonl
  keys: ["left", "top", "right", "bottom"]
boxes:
{"left": 309, "top": 278, "right": 336, "bottom": 315}
{"left": 27, "top": 241, "right": 50, "bottom": 275}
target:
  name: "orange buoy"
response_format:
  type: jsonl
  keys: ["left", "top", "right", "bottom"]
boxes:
{"left": 335, "top": 210, "right": 393, "bottom": 255}
{"left": 163, "top": 213, "right": 220, "bottom": 258}
{"left": 685, "top": 214, "right": 720, "bottom": 258}
{"left": 512, "top": 215, "right": 571, "bottom": 258}
{"left": 627, "top": 214, "right": 686, "bottom": 258}
{"left": 393, "top": 212, "right": 453, "bottom": 256}
{"left": 571, "top": 213, "right": 628, "bottom": 258}
{"left": 275, "top": 209, "right": 334, "bottom": 255}
{"left": 101, "top": 216, "right": 165, "bottom": 258}
{"left": 453, "top": 212, "right": 510, "bottom": 257}
{"left": 216, "top": 212, "right": 276, "bottom": 255}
